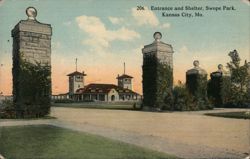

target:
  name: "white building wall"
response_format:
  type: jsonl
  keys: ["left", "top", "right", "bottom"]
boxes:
{"left": 69, "top": 75, "right": 84, "bottom": 94}
{"left": 73, "top": 76, "right": 84, "bottom": 93}
{"left": 107, "top": 89, "right": 119, "bottom": 101}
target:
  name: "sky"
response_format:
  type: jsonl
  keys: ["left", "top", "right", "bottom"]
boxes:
{"left": 0, "top": 0, "right": 249, "bottom": 95}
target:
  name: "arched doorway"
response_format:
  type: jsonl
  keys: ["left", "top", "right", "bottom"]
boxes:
{"left": 111, "top": 95, "right": 115, "bottom": 101}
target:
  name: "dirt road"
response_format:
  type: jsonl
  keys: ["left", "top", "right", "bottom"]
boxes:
{"left": 1, "top": 107, "right": 249, "bottom": 158}
{"left": 50, "top": 107, "right": 250, "bottom": 158}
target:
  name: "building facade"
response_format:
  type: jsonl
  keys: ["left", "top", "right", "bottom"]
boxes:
{"left": 75, "top": 84, "right": 140, "bottom": 102}
{"left": 52, "top": 67, "right": 141, "bottom": 102}
{"left": 67, "top": 71, "right": 86, "bottom": 95}
{"left": 117, "top": 74, "right": 133, "bottom": 90}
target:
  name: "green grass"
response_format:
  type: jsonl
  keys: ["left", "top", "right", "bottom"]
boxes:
{"left": 205, "top": 111, "right": 250, "bottom": 119}
{"left": 0, "top": 125, "right": 177, "bottom": 159}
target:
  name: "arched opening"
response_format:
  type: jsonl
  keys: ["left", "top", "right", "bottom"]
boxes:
{"left": 111, "top": 95, "right": 115, "bottom": 101}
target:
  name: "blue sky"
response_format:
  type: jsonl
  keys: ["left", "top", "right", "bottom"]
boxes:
{"left": 0, "top": 0, "right": 249, "bottom": 95}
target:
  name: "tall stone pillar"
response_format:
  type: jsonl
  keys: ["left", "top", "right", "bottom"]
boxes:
{"left": 186, "top": 60, "right": 212, "bottom": 110}
{"left": 11, "top": 7, "right": 52, "bottom": 117}
{"left": 142, "top": 32, "right": 174, "bottom": 110}
{"left": 247, "top": 62, "right": 250, "bottom": 99}
{"left": 208, "top": 64, "right": 231, "bottom": 107}
{"left": 186, "top": 60, "right": 207, "bottom": 96}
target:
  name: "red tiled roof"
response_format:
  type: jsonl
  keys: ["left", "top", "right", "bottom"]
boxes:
{"left": 116, "top": 74, "right": 133, "bottom": 79}
{"left": 76, "top": 83, "right": 139, "bottom": 95}
{"left": 67, "top": 71, "right": 87, "bottom": 76}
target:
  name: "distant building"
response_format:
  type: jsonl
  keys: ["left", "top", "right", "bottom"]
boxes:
{"left": 116, "top": 63, "right": 133, "bottom": 90}
{"left": 117, "top": 74, "right": 133, "bottom": 90}
{"left": 67, "top": 71, "right": 86, "bottom": 96}
{"left": 52, "top": 64, "right": 141, "bottom": 102}
{"left": 75, "top": 83, "right": 140, "bottom": 102}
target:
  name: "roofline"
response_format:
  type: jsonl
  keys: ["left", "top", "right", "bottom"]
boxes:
{"left": 67, "top": 71, "right": 87, "bottom": 76}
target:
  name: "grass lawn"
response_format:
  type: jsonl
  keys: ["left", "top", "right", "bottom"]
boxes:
{"left": 205, "top": 111, "right": 250, "bottom": 119}
{"left": 0, "top": 125, "right": 177, "bottom": 159}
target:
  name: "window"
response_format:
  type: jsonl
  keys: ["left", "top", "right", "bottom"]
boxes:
{"left": 75, "top": 75, "right": 83, "bottom": 82}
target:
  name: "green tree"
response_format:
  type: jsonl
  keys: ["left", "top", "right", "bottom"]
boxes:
{"left": 227, "top": 50, "right": 249, "bottom": 107}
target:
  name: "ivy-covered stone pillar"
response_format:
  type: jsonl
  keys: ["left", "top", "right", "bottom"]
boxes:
{"left": 207, "top": 64, "right": 231, "bottom": 107}
{"left": 186, "top": 60, "right": 211, "bottom": 110}
{"left": 247, "top": 62, "right": 250, "bottom": 102}
{"left": 142, "top": 32, "right": 174, "bottom": 111}
{"left": 11, "top": 7, "right": 52, "bottom": 118}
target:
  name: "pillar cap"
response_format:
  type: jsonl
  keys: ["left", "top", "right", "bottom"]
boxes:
{"left": 26, "top": 7, "right": 37, "bottom": 20}
{"left": 186, "top": 60, "right": 207, "bottom": 75}
{"left": 153, "top": 32, "right": 162, "bottom": 41}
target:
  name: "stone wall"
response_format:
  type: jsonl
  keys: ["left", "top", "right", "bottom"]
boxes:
{"left": 12, "top": 20, "right": 52, "bottom": 66}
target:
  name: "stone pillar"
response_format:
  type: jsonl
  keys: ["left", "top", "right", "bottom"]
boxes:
{"left": 186, "top": 60, "right": 211, "bottom": 110}
{"left": 11, "top": 7, "right": 52, "bottom": 117}
{"left": 142, "top": 32, "right": 174, "bottom": 110}
{"left": 208, "top": 64, "right": 231, "bottom": 107}
{"left": 186, "top": 60, "right": 207, "bottom": 99}
{"left": 247, "top": 62, "right": 250, "bottom": 99}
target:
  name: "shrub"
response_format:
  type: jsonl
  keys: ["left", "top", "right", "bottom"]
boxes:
{"left": 172, "top": 84, "right": 189, "bottom": 111}
{"left": 0, "top": 99, "right": 15, "bottom": 119}
{"left": 173, "top": 83, "right": 213, "bottom": 111}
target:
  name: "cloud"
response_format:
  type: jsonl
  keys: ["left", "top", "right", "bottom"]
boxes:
{"left": 63, "top": 21, "right": 72, "bottom": 26}
{"left": 160, "top": 23, "right": 171, "bottom": 29}
{"left": 76, "top": 15, "right": 140, "bottom": 52}
{"left": 0, "top": 0, "right": 5, "bottom": 6}
{"left": 131, "top": 6, "right": 171, "bottom": 30}
{"left": 131, "top": 7, "right": 159, "bottom": 27}
{"left": 108, "top": 17, "right": 124, "bottom": 25}
{"left": 241, "top": 0, "right": 250, "bottom": 6}
{"left": 178, "top": 45, "right": 189, "bottom": 54}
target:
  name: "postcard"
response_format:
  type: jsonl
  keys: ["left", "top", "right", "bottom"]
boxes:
{"left": 0, "top": 0, "right": 249, "bottom": 159}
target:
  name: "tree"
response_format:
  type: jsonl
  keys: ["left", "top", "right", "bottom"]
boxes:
{"left": 227, "top": 50, "right": 249, "bottom": 107}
